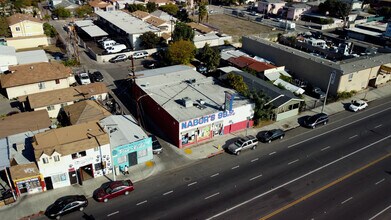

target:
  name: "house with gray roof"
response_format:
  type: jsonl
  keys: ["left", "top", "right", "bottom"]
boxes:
{"left": 219, "top": 66, "right": 303, "bottom": 121}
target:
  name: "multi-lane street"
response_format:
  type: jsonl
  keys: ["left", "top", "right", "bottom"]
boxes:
{"left": 58, "top": 96, "right": 391, "bottom": 220}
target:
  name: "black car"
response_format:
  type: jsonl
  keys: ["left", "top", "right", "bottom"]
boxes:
{"left": 303, "top": 113, "right": 329, "bottom": 128}
{"left": 258, "top": 129, "right": 285, "bottom": 143}
{"left": 45, "top": 195, "right": 88, "bottom": 219}
{"left": 151, "top": 135, "right": 163, "bottom": 154}
{"left": 196, "top": 64, "right": 207, "bottom": 74}
{"left": 90, "top": 71, "right": 104, "bottom": 82}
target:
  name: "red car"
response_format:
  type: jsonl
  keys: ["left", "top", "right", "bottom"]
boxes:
{"left": 93, "top": 180, "right": 134, "bottom": 202}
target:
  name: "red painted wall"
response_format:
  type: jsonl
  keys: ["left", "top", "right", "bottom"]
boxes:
{"left": 223, "top": 120, "right": 252, "bottom": 134}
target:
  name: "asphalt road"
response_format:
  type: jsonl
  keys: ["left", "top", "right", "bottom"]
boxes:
{"left": 57, "top": 97, "right": 391, "bottom": 220}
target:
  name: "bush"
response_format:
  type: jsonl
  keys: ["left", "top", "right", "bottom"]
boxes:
{"left": 62, "top": 58, "right": 79, "bottom": 66}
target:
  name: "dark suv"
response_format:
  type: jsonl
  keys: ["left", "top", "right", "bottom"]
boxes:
{"left": 303, "top": 113, "right": 329, "bottom": 128}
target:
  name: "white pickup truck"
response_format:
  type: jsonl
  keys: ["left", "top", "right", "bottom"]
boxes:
{"left": 227, "top": 135, "right": 259, "bottom": 155}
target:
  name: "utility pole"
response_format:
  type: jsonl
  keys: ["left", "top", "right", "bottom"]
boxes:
{"left": 321, "top": 71, "right": 336, "bottom": 113}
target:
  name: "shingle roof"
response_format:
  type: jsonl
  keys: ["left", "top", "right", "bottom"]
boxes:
{"left": 88, "top": 0, "right": 111, "bottom": 8}
{"left": 27, "top": 82, "right": 108, "bottom": 109}
{"left": 228, "top": 56, "right": 257, "bottom": 68}
{"left": 0, "top": 110, "right": 51, "bottom": 139}
{"left": 0, "top": 62, "right": 72, "bottom": 88}
{"left": 33, "top": 120, "right": 110, "bottom": 159}
{"left": 62, "top": 100, "right": 111, "bottom": 125}
{"left": 131, "top": 10, "right": 150, "bottom": 19}
{"left": 145, "top": 16, "right": 166, "bottom": 27}
{"left": 248, "top": 62, "right": 277, "bottom": 72}
{"left": 9, "top": 163, "right": 40, "bottom": 180}
{"left": 187, "top": 22, "right": 213, "bottom": 34}
{"left": 6, "top": 13, "right": 43, "bottom": 26}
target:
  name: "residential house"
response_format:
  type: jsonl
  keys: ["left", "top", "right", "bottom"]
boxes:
{"left": 131, "top": 10, "right": 150, "bottom": 21}
{"left": 131, "top": 10, "right": 174, "bottom": 34}
{"left": 6, "top": 13, "right": 43, "bottom": 37}
{"left": 88, "top": 0, "right": 115, "bottom": 12}
{"left": 258, "top": 0, "right": 286, "bottom": 15}
{"left": 219, "top": 66, "right": 303, "bottom": 121}
{"left": 60, "top": 100, "right": 111, "bottom": 125}
{"left": 284, "top": 3, "right": 311, "bottom": 21}
{"left": 0, "top": 110, "right": 51, "bottom": 169}
{"left": 0, "top": 46, "right": 48, "bottom": 73}
{"left": 187, "top": 22, "right": 232, "bottom": 48}
{"left": 100, "top": 115, "right": 153, "bottom": 174}
{"left": 0, "top": 62, "right": 73, "bottom": 99}
{"left": 33, "top": 121, "right": 111, "bottom": 190}
{"left": 22, "top": 82, "right": 109, "bottom": 118}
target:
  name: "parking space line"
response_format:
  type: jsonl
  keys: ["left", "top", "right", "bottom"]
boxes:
{"left": 369, "top": 204, "right": 391, "bottom": 220}
{"left": 321, "top": 146, "right": 331, "bottom": 151}
{"left": 251, "top": 158, "right": 259, "bottom": 162}
{"left": 341, "top": 197, "right": 353, "bottom": 204}
{"left": 249, "top": 174, "right": 263, "bottom": 181}
{"left": 349, "top": 135, "right": 358, "bottom": 139}
{"left": 188, "top": 182, "right": 197, "bottom": 186}
{"left": 205, "top": 193, "right": 220, "bottom": 200}
{"left": 288, "top": 159, "right": 299, "bottom": 165}
{"left": 232, "top": 165, "right": 240, "bottom": 170}
{"left": 375, "top": 124, "right": 383, "bottom": 128}
{"left": 375, "top": 178, "right": 385, "bottom": 185}
{"left": 136, "top": 200, "right": 148, "bottom": 206}
{"left": 163, "top": 190, "right": 173, "bottom": 196}
{"left": 211, "top": 173, "right": 219, "bottom": 178}
{"left": 269, "top": 152, "right": 276, "bottom": 155}
{"left": 107, "top": 211, "right": 119, "bottom": 217}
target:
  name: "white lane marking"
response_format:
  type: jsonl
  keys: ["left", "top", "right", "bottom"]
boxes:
{"left": 232, "top": 165, "right": 240, "bottom": 170}
{"left": 210, "top": 173, "right": 219, "bottom": 178}
{"left": 251, "top": 158, "right": 259, "bottom": 162}
{"left": 206, "top": 135, "right": 391, "bottom": 220}
{"left": 136, "top": 200, "right": 147, "bottom": 206}
{"left": 321, "top": 146, "right": 331, "bottom": 151}
{"left": 107, "top": 211, "right": 119, "bottom": 217}
{"left": 249, "top": 174, "right": 263, "bottom": 181}
{"left": 163, "top": 190, "right": 173, "bottom": 196}
{"left": 288, "top": 159, "right": 299, "bottom": 165}
{"left": 269, "top": 151, "right": 276, "bottom": 155}
{"left": 375, "top": 178, "right": 385, "bottom": 185}
{"left": 285, "top": 106, "right": 391, "bottom": 149}
{"left": 369, "top": 204, "right": 391, "bottom": 220}
{"left": 374, "top": 124, "right": 383, "bottom": 128}
{"left": 349, "top": 135, "right": 358, "bottom": 139}
{"left": 341, "top": 197, "right": 353, "bottom": 204}
{"left": 205, "top": 192, "right": 220, "bottom": 200}
{"left": 188, "top": 182, "right": 197, "bottom": 186}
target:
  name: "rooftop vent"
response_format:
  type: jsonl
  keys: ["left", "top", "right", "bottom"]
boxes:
{"left": 186, "top": 79, "right": 196, "bottom": 84}
{"left": 182, "top": 97, "right": 192, "bottom": 108}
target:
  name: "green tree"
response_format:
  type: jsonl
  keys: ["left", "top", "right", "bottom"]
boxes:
{"left": 127, "top": 3, "right": 147, "bottom": 13}
{"left": 159, "top": 3, "right": 178, "bottom": 16}
{"left": 318, "top": 0, "right": 351, "bottom": 18}
{"left": 176, "top": 9, "right": 190, "bottom": 22}
{"left": 198, "top": 3, "right": 208, "bottom": 23}
{"left": 43, "top": 22, "right": 57, "bottom": 37}
{"left": 139, "top": 31, "right": 160, "bottom": 49}
{"left": 172, "top": 22, "right": 194, "bottom": 42}
{"left": 75, "top": 5, "right": 93, "bottom": 18}
{"left": 167, "top": 40, "right": 196, "bottom": 65}
{"left": 54, "top": 7, "right": 71, "bottom": 18}
{"left": 0, "top": 17, "right": 11, "bottom": 37}
{"left": 251, "top": 90, "right": 274, "bottom": 122}
{"left": 198, "top": 43, "right": 221, "bottom": 71}
{"left": 227, "top": 72, "right": 248, "bottom": 95}
{"left": 146, "top": 2, "right": 157, "bottom": 13}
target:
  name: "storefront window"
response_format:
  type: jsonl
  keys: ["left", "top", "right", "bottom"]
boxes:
{"left": 52, "top": 173, "right": 67, "bottom": 183}
{"left": 117, "top": 155, "right": 127, "bottom": 164}
{"left": 197, "top": 126, "right": 211, "bottom": 140}
{"left": 181, "top": 130, "right": 196, "bottom": 145}
{"left": 212, "top": 123, "right": 224, "bottom": 136}
{"left": 138, "top": 149, "right": 147, "bottom": 158}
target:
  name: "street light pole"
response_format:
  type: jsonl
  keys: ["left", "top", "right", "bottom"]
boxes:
{"left": 321, "top": 71, "right": 336, "bottom": 113}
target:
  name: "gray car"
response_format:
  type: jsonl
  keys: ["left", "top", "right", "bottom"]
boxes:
{"left": 304, "top": 113, "right": 329, "bottom": 128}
{"left": 227, "top": 135, "right": 258, "bottom": 155}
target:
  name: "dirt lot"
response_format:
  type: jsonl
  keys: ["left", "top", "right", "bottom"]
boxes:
{"left": 191, "top": 14, "right": 279, "bottom": 43}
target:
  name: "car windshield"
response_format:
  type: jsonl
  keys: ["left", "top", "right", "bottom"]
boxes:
{"left": 307, "top": 116, "right": 317, "bottom": 123}
{"left": 235, "top": 139, "right": 244, "bottom": 147}
{"left": 352, "top": 101, "right": 361, "bottom": 107}
{"left": 265, "top": 131, "right": 273, "bottom": 137}
{"left": 80, "top": 75, "right": 89, "bottom": 80}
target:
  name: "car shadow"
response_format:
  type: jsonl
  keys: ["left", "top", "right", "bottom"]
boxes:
{"left": 82, "top": 212, "right": 96, "bottom": 220}
{"left": 256, "top": 131, "right": 268, "bottom": 143}
{"left": 222, "top": 137, "right": 240, "bottom": 155}
{"left": 342, "top": 102, "right": 352, "bottom": 111}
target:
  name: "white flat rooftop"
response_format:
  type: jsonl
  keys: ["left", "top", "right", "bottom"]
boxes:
{"left": 96, "top": 10, "right": 160, "bottom": 35}
{"left": 75, "top": 19, "right": 94, "bottom": 27}
{"left": 135, "top": 65, "right": 251, "bottom": 122}
{"left": 16, "top": 50, "right": 48, "bottom": 65}
{"left": 349, "top": 27, "right": 382, "bottom": 36}
{"left": 81, "top": 25, "right": 108, "bottom": 37}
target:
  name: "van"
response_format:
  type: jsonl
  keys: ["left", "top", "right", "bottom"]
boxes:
{"left": 101, "top": 40, "right": 117, "bottom": 49}
{"left": 105, "top": 44, "right": 127, "bottom": 54}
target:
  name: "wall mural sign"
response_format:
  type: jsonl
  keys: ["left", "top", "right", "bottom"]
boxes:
{"left": 181, "top": 110, "right": 235, "bottom": 130}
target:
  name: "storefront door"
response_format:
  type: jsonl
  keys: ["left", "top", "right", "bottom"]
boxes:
{"left": 68, "top": 171, "right": 78, "bottom": 185}
{"left": 128, "top": 152, "right": 137, "bottom": 166}
{"left": 44, "top": 177, "right": 53, "bottom": 190}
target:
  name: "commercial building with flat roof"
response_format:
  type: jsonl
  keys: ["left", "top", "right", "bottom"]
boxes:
{"left": 131, "top": 65, "right": 254, "bottom": 148}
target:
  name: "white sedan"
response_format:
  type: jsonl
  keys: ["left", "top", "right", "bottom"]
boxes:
{"left": 349, "top": 100, "right": 368, "bottom": 112}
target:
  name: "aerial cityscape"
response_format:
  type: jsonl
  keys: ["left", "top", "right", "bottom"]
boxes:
{"left": 0, "top": 0, "right": 390, "bottom": 219}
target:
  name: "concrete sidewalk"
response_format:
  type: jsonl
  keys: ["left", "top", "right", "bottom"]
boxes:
{"left": 1, "top": 83, "right": 390, "bottom": 220}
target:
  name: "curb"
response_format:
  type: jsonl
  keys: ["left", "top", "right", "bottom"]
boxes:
{"left": 207, "top": 150, "right": 225, "bottom": 158}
